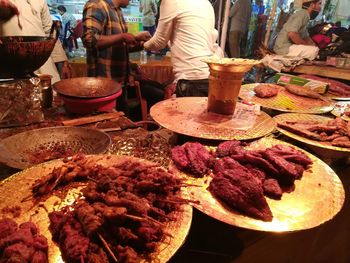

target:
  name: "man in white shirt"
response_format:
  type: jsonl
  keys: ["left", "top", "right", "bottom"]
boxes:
{"left": 144, "top": 0, "right": 222, "bottom": 97}
{"left": 0, "top": 0, "right": 71, "bottom": 83}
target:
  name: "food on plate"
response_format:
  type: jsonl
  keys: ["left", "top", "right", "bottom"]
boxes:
{"left": 253, "top": 84, "right": 281, "bottom": 98}
{"left": 30, "top": 154, "right": 186, "bottom": 262}
{"left": 171, "top": 142, "right": 214, "bottom": 177}
{"left": 209, "top": 157, "right": 273, "bottom": 221}
{"left": 277, "top": 117, "right": 350, "bottom": 148}
{"left": 284, "top": 84, "right": 329, "bottom": 101}
{"left": 0, "top": 218, "right": 48, "bottom": 263}
{"left": 299, "top": 74, "right": 350, "bottom": 97}
{"left": 26, "top": 143, "right": 75, "bottom": 165}
{"left": 171, "top": 140, "right": 313, "bottom": 221}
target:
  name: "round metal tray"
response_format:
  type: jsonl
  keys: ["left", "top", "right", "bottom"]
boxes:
{"left": 0, "top": 126, "right": 111, "bottom": 169}
{"left": 150, "top": 97, "right": 276, "bottom": 140}
{"left": 0, "top": 155, "right": 192, "bottom": 263}
{"left": 239, "top": 83, "right": 335, "bottom": 114}
{"left": 181, "top": 137, "right": 344, "bottom": 232}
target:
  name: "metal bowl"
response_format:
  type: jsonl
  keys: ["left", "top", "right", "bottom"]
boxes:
{"left": 53, "top": 77, "right": 122, "bottom": 98}
{"left": 0, "top": 126, "right": 111, "bottom": 169}
{"left": 0, "top": 22, "right": 59, "bottom": 77}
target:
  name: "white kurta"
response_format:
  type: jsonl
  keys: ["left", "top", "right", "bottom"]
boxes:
{"left": 144, "top": 0, "right": 222, "bottom": 81}
{"left": 0, "top": 0, "right": 67, "bottom": 83}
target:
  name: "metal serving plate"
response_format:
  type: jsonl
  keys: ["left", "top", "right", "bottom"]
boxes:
{"left": 0, "top": 126, "right": 111, "bottom": 169}
{"left": 274, "top": 113, "right": 350, "bottom": 153}
{"left": 239, "top": 83, "right": 335, "bottom": 114}
{"left": 178, "top": 137, "right": 344, "bottom": 232}
{"left": 150, "top": 97, "right": 276, "bottom": 140}
{"left": 0, "top": 155, "right": 193, "bottom": 263}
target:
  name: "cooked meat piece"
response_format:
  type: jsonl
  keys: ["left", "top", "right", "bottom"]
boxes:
{"left": 254, "top": 84, "right": 281, "bottom": 98}
{"left": 184, "top": 142, "right": 212, "bottom": 176}
{"left": 262, "top": 150, "right": 301, "bottom": 186}
{"left": 19, "top": 222, "right": 38, "bottom": 236}
{"left": 3, "top": 242, "right": 35, "bottom": 262}
{"left": 75, "top": 202, "right": 103, "bottom": 236}
{"left": 243, "top": 164, "right": 266, "bottom": 183}
{"left": 31, "top": 250, "right": 48, "bottom": 263}
{"left": 277, "top": 122, "right": 323, "bottom": 141}
{"left": 0, "top": 218, "right": 18, "bottom": 239}
{"left": 332, "top": 140, "right": 350, "bottom": 148}
{"left": 210, "top": 158, "right": 273, "bottom": 222}
{"left": 216, "top": 140, "right": 242, "bottom": 157}
{"left": 116, "top": 245, "right": 140, "bottom": 263}
{"left": 86, "top": 247, "right": 109, "bottom": 263}
{"left": 171, "top": 142, "right": 213, "bottom": 177}
{"left": 243, "top": 153, "right": 280, "bottom": 176}
{"left": 171, "top": 146, "right": 189, "bottom": 170}
{"left": 285, "top": 84, "right": 328, "bottom": 101}
{"left": 31, "top": 236, "right": 48, "bottom": 252}
{"left": 263, "top": 178, "right": 283, "bottom": 200}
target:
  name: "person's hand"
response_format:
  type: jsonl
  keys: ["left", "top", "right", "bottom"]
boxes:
{"left": 135, "top": 31, "right": 152, "bottom": 42}
{"left": 0, "top": 0, "right": 19, "bottom": 21}
{"left": 122, "top": 33, "right": 138, "bottom": 46}
{"left": 60, "top": 61, "right": 72, "bottom": 79}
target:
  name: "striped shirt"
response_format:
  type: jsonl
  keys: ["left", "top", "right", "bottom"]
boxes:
{"left": 82, "top": 0, "right": 129, "bottom": 82}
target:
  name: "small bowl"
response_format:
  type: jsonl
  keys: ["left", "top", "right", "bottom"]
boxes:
{"left": 60, "top": 90, "right": 123, "bottom": 114}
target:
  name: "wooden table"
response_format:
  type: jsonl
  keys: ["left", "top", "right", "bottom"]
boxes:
{"left": 287, "top": 64, "right": 350, "bottom": 81}
{"left": 131, "top": 55, "right": 174, "bottom": 84}
{"left": 69, "top": 55, "right": 175, "bottom": 85}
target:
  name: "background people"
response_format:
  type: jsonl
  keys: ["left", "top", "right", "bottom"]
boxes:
{"left": 57, "top": 5, "right": 77, "bottom": 55}
{"left": 228, "top": 0, "right": 252, "bottom": 58}
{"left": 144, "top": 0, "right": 223, "bottom": 97}
{"left": 139, "top": 0, "right": 157, "bottom": 37}
{"left": 273, "top": 0, "right": 321, "bottom": 60}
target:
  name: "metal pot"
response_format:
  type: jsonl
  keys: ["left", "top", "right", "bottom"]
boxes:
{"left": 0, "top": 22, "right": 60, "bottom": 77}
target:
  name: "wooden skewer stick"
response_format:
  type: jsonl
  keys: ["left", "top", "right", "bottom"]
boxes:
{"left": 124, "top": 213, "right": 165, "bottom": 227}
{"left": 98, "top": 233, "right": 118, "bottom": 262}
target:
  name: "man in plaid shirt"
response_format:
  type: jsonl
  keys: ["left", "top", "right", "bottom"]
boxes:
{"left": 82, "top": 0, "right": 151, "bottom": 83}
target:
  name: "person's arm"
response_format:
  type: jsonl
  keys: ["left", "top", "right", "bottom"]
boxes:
{"left": 144, "top": 0, "right": 174, "bottom": 51}
{"left": 0, "top": 0, "right": 19, "bottom": 21}
{"left": 287, "top": 32, "right": 316, "bottom": 46}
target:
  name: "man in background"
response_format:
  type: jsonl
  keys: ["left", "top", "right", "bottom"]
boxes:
{"left": 82, "top": 0, "right": 151, "bottom": 82}
{"left": 139, "top": 0, "right": 157, "bottom": 37}
{"left": 228, "top": 0, "right": 252, "bottom": 58}
{"left": 57, "top": 5, "right": 77, "bottom": 53}
{"left": 273, "top": 0, "right": 321, "bottom": 60}
{"left": 144, "top": 0, "right": 223, "bottom": 97}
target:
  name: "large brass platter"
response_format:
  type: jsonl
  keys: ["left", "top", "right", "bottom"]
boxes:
{"left": 181, "top": 137, "right": 344, "bottom": 232}
{"left": 0, "top": 155, "right": 192, "bottom": 263}
{"left": 239, "top": 83, "right": 335, "bottom": 114}
{"left": 274, "top": 113, "right": 350, "bottom": 153}
{"left": 331, "top": 101, "right": 350, "bottom": 121}
{"left": 150, "top": 97, "right": 276, "bottom": 140}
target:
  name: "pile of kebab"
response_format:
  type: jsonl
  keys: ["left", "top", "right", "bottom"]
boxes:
{"left": 28, "top": 154, "right": 187, "bottom": 263}
{"left": 0, "top": 218, "right": 48, "bottom": 263}
{"left": 171, "top": 140, "right": 312, "bottom": 222}
{"left": 278, "top": 117, "right": 350, "bottom": 148}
